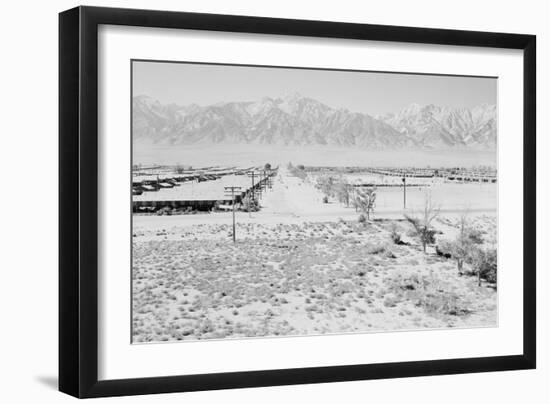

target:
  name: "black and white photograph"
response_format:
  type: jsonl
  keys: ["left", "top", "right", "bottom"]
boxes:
{"left": 131, "top": 60, "right": 499, "bottom": 343}
{"left": 0, "top": 0, "right": 544, "bottom": 401}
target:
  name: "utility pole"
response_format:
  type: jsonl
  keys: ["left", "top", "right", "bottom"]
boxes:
{"left": 224, "top": 186, "right": 241, "bottom": 243}
{"left": 263, "top": 170, "right": 268, "bottom": 192}
{"left": 247, "top": 171, "right": 256, "bottom": 203}
{"left": 253, "top": 170, "right": 263, "bottom": 200}
{"left": 402, "top": 177, "right": 406, "bottom": 209}
{"left": 260, "top": 170, "right": 264, "bottom": 192}
{"left": 267, "top": 169, "right": 272, "bottom": 190}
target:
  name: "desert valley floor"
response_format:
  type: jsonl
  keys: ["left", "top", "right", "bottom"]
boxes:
{"left": 132, "top": 169, "right": 498, "bottom": 343}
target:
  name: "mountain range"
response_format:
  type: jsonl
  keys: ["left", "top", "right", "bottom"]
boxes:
{"left": 133, "top": 93, "right": 497, "bottom": 150}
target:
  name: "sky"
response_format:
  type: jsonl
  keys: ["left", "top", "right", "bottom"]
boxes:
{"left": 132, "top": 60, "right": 497, "bottom": 116}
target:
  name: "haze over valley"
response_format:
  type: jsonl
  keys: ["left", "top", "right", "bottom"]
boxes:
{"left": 132, "top": 93, "right": 497, "bottom": 166}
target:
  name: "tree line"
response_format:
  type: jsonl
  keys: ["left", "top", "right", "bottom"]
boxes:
{"left": 315, "top": 175, "right": 376, "bottom": 221}
{"left": 315, "top": 173, "right": 496, "bottom": 287}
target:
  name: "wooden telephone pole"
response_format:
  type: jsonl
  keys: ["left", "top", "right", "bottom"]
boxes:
{"left": 262, "top": 170, "right": 268, "bottom": 192}
{"left": 267, "top": 169, "right": 273, "bottom": 190}
{"left": 402, "top": 177, "right": 407, "bottom": 209}
{"left": 224, "top": 186, "right": 241, "bottom": 243}
{"left": 248, "top": 170, "right": 264, "bottom": 200}
{"left": 247, "top": 171, "right": 256, "bottom": 203}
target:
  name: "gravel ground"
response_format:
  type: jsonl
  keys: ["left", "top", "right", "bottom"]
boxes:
{"left": 132, "top": 218, "right": 497, "bottom": 343}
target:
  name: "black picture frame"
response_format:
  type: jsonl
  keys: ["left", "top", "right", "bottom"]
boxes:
{"left": 59, "top": 5, "right": 536, "bottom": 398}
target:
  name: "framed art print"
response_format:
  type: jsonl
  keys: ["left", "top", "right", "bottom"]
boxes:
{"left": 59, "top": 6, "right": 536, "bottom": 398}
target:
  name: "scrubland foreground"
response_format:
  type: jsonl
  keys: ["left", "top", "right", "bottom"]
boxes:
{"left": 132, "top": 214, "right": 497, "bottom": 343}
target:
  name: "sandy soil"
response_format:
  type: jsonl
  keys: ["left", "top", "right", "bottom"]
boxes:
{"left": 132, "top": 218, "right": 497, "bottom": 343}
{"left": 132, "top": 169, "right": 497, "bottom": 343}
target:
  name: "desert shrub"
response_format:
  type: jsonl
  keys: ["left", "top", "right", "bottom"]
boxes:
{"left": 479, "top": 248, "right": 497, "bottom": 284}
{"left": 390, "top": 224, "right": 402, "bottom": 245}
{"left": 383, "top": 295, "right": 400, "bottom": 308}
{"left": 467, "top": 228, "right": 484, "bottom": 244}
{"left": 366, "top": 244, "right": 394, "bottom": 257}
{"left": 421, "top": 292, "right": 472, "bottom": 316}
{"left": 468, "top": 247, "right": 497, "bottom": 286}
{"left": 440, "top": 215, "right": 485, "bottom": 275}
{"left": 241, "top": 195, "right": 260, "bottom": 212}
{"left": 358, "top": 213, "right": 367, "bottom": 224}
{"left": 398, "top": 273, "right": 422, "bottom": 291}
{"left": 480, "top": 248, "right": 497, "bottom": 283}
{"left": 366, "top": 244, "right": 385, "bottom": 254}
{"left": 389, "top": 274, "right": 472, "bottom": 317}
{"left": 436, "top": 240, "right": 453, "bottom": 258}
{"left": 322, "top": 196, "right": 329, "bottom": 204}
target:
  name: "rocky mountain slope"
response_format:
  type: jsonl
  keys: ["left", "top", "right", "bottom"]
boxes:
{"left": 377, "top": 103, "right": 497, "bottom": 149}
{"left": 133, "top": 93, "right": 496, "bottom": 150}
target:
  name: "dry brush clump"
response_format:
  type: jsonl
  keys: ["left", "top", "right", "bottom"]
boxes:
{"left": 387, "top": 273, "right": 473, "bottom": 318}
{"left": 437, "top": 215, "right": 483, "bottom": 274}
{"left": 436, "top": 214, "right": 497, "bottom": 287}
{"left": 469, "top": 247, "right": 497, "bottom": 286}
{"left": 389, "top": 223, "right": 405, "bottom": 245}
{"left": 240, "top": 195, "right": 260, "bottom": 212}
{"left": 365, "top": 243, "right": 396, "bottom": 258}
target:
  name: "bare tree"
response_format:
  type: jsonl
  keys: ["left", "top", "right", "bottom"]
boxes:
{"left": 335, "top": 178, "right": 354, "bottom": 207}
{"left": 355, "top": 188, "right": 376, "bottom": 220}
{"left": 404, "top": 193, "right": 440, "bottom": 253}
{"left": 316, "top": 175, "right": 337, "bottom": 200}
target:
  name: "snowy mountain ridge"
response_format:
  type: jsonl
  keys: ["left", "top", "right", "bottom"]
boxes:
{"left": 133, "top": 93, "right": 497, "bottom": 150}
